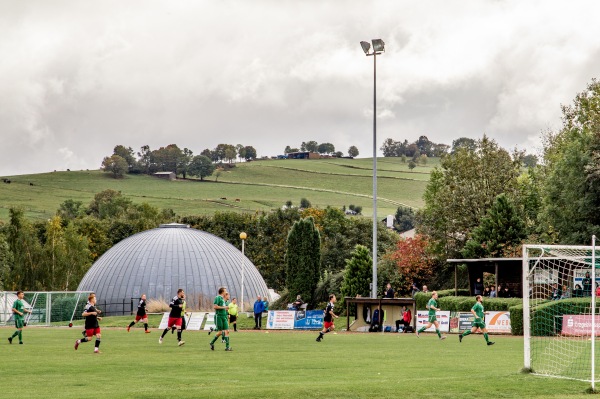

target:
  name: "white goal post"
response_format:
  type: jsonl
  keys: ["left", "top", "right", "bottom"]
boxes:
{"left": 523, "top": 239, "right": 599, "bottom": 389}
{"left": 0, "top": 291, "right": 92, "bottom": 327}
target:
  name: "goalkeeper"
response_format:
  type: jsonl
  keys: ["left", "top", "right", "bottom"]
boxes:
{"left": 459, "top": 295, "right": 494, "bottom": 346}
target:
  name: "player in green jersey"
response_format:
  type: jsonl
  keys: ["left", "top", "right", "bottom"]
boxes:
{"left": 209, "top": 287, "right": 232, "bottom": 351}
{"left": 8, "top": 291, "right": 32, "bottom": 345}
{"left": 459, "top": 295, "right": 495, "bottom": 346}
{"left": 416, "top": 291, "right": 446, "bottom": 340}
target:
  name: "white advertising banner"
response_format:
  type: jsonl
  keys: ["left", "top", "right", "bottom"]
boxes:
{"left": 185, "top": 312, "right": 205, "bottom": 331}
{"left": 416, "top": 310, "right": 450, "bottom": 333}
{"left": 484, "top": 311, "right": 511, "bottom": 333}
{"left": 203, "top": 312, "right": 216, "bottom": 331}
{"left": 158, "top": 312, "right": 206, "bottom": 331}
{"left": 158, "top": 312, "right": 170, "bottom": 329}
{"left": 267, "top": 310, "right": 295, "bottom": 330}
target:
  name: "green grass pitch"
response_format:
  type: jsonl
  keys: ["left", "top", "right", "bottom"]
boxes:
{"left": 0, "top": 325, "right": 594, "bottom": 399}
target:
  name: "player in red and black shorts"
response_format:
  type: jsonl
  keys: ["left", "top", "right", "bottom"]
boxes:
{"left": 159, "top": 289, "right": 185, "bottom": 346}
{"left": 127, "top": 294, "right": 150, "bottom": 333}
{"left": 316, "top": 294, "right": 338, "bottom": 342}
{"left": 74, "top": 293, "right": 102, "bottom": 353}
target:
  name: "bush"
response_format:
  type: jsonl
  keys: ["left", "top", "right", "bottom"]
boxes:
{"left": 51, "top": 295, "right": 85, "bottom": 322}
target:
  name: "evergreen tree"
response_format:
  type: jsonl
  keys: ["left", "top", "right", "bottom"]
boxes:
{"left": 285, "top": 217, "right": 321, "bottom": 306}
{"left": 340, "top": 245, "right": 372, "bottom": 299}
{"left": 461, "top": 194, "right": 526, "bottom": 258}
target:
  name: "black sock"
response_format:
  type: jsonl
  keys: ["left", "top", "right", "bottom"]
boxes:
{"left": 161, "top": 328, "right": 169, "bottom": 338}
{"left": 177, "top": 330, "right": 182, "bottom": 341}
{"left": 81, "top": 337, "right": 88, "bottom": 343}
{"left": 128, "top": 321, "right": 135, "bottom": 328}
{"left": 95, "top": 339, "right": 101, "bottom": 348}
{"left": 144, "top": 323, "right": 148, "bottom": 331}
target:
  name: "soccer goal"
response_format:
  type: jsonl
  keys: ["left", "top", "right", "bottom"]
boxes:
{"left": 0, "top": 291, "right": 92, "bottom": 327}
{"left": 523, "top": 241, "right": 600, "bottom": 389}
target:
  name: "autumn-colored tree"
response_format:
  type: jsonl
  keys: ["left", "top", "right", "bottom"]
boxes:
{"left": 384, "top": 235, "right": 435, "bottom": 291}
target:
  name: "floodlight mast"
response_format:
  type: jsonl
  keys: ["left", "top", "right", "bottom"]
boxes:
{"left": 360, "top": 39, "right": 385, "bottom": 299}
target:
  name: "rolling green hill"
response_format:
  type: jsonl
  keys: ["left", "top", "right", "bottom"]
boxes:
{"left": 0, "top": 157, "right": 437, "bottom": 222}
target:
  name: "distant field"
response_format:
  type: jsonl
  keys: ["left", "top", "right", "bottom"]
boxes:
{"left": 0, "top": 324, "right": 592, "bottom": 399}
{"left": 0, "top": 157, "right": 437, "bottom": 222}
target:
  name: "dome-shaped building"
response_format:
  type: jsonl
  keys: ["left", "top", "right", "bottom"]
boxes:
{"left": 77, "top": 223, "right": 268, "bottom": 314}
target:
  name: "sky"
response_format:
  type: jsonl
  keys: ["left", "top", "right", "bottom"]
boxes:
{"left": 2, "top": 0, "right": 600, "bottom": 176}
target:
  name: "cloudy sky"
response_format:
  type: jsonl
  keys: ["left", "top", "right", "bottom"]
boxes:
{"left": 2, "top": 0, "right": 600, "bottom": 176}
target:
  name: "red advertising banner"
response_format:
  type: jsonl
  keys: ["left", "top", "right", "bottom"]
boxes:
{"left": 562, "top": 314, "right": 600, "bottom": 336}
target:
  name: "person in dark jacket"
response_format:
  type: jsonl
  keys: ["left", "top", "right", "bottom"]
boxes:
{"left": 253, "top": 295, "right": 265, "bottom": 330}
{"left": 473, "top": 278, "right": 484, "bottom": 296}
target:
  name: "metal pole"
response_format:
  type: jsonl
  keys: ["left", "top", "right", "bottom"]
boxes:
{"left": 241, "top": 238, "right": 245, "bottom": 313}
{"left": 592, "top": 235, "right": 596, "bottom": 391}
{"left": 372, "top": 51, "right": 378, "bottom": 299}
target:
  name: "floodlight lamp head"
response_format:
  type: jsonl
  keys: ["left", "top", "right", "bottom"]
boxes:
{"left": 372, "top": 39, "right": 385, "bottom": 53}
{"left": 360, "top": 41, "right": 371, "bottom": 55}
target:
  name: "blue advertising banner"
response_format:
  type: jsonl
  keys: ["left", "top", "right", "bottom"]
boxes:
{"left": 294, "top": 310, "right": 324, "bottom": 330}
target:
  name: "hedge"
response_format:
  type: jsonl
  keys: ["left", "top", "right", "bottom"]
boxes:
{"left": 414, "top": 290, "right": 519, "bottom": 312}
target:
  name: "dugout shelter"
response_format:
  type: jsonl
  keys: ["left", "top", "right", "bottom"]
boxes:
{"left": 447, "top": 257, "right": 523, "bottom": 297}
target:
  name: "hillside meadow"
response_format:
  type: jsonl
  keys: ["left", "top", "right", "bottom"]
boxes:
{"left": 0, "top": 157, "right": 438, "bottom": 222}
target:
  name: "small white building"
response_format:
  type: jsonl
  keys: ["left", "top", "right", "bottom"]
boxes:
{"left": 153, "top": 171, "right": 176, "bottom": 181}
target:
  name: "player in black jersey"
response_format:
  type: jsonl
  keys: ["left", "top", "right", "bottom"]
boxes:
{"left": 316, "top": 294, "right": 338, "bottom": 342}
{"left": 159, "top": 289, "right": 185, "bottom": 346}
{"left": 127, "top": 294, "right": 150, "bottom": 333}
{"left": 74, "top": 293, "right": 103, "bottom": 353}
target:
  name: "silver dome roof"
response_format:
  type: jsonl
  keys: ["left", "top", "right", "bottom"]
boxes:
{"left": 77, "top": 223, "right": 268, "bottom": 313}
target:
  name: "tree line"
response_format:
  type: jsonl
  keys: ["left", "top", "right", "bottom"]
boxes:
{"left": 101, "top": 143, "right": 258, "bottom": 179}
{"left": 412, "top": 79, "right": 600, "bottom": 289}
{"left": 283, "top": 140, "right": 360, "bottom": 158}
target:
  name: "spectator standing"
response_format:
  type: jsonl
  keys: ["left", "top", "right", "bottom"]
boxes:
{"left": 583, "top": 272, "right": 592, "bottom": 296}
{"left": 473, "top": 278, "right": 484, "bottom": 296}
{"left": 262, "top": 296, "right": 269, "bottom": 313}
{"left": 292, "top": 295, "right": 304, "bottom": 310}
{"left": 483, "top": 287, "right": 490, "bottom": 297}
{"left": 383, "top": 283, "right": 394, "bottom": 299}
{"left": 422, "top": 285, "right": 429, "bottom": 294}
{"left": 411, "top": 283, "right": 420, "bottom": 298}
{"left": 561, "top": 285, "right": 571, "bottom": 299}
{"left": 573, "top": 284, "right": 584, "bottom": 298}
{"left": 253, "top": 295, "right": 265, "bottom": 330}
{"left": 489, "top": 286, "right": 497, "bottom": 298}
{"left": 502, "top": 287, "right": 511, "bottom": 298}
{"left": 596, "top": 283, "right": 600, "bottom": 297}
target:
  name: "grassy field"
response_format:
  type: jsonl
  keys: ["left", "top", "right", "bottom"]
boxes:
{"left": 0, "top": 157, "right": 438, "bottom": 222}
{"left": 1, "top": 321, "right": 593, "bottom": 399}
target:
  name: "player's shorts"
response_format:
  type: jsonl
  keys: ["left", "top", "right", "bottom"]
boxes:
{"left": 229, "top": 315, "right": 237, "bottom": 323}
{"left": 324, "top": 321, "right": 334, "bottom": 329}
{"left": 215, "top": 315, "right": 229, "bottom": 331}
{"left": 135, "top": 314, "right": 148, "bottom": 322}
{"left": 14, "top": 319, "right": 24, "bottom": 329}
{"left": 472, "top": 319, "right": 485, "bottom": 329}
{"left": 428, "top": 315, "right": 437, "bottom": 323}
{"left": 168, "top": 317, "right": 182, "bottom": 328}
{"left": 85, "top": 327, "right": 101, "bottom": 337}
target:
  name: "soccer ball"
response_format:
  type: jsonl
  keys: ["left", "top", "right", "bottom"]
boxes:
{"left": 69, "top": 323, "right": 73, "bottom": 328}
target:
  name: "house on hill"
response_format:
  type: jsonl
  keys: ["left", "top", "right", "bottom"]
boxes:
{"left": 153, "top": 171, "right": 176, "bottom": 180}
{"left": 287, "top": 151, "right": 320, "bottom": 159}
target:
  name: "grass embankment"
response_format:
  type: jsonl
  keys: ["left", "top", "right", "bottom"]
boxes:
{"left": 0, "top": 157, "right": 437, "bottom": 222}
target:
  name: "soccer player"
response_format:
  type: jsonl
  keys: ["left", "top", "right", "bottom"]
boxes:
{"left": 416, "top": 291, "right": 446, "bottom": 340}
{"left": 228, "top": 296, "right": 239, "bottom": 332}
{"left": 127, "top": 294, "right": 150, "bottom": 333}
{"left": 209, "top": 287, "right": 232, "bottom": 351}
{"left": 8, "top": 290, "right": 32, "bottom": 345}
{"left": 316, "top": 294, "right": 338, "bottom": 342}
{"left": 74, "top": 293, "right": 103, "bottom": 353}
{"left": 459, "top": 295, "right": 495, "bottom": 346}
{"left": 159, "top": 289, "right": 185, "bottom": 346}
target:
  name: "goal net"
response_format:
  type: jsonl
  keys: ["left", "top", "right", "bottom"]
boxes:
{"left": 0, "top": 291, "right": 92, "bottom": 327}
{"left": 523, "top": 244, "right": 600, "bottom": 385}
